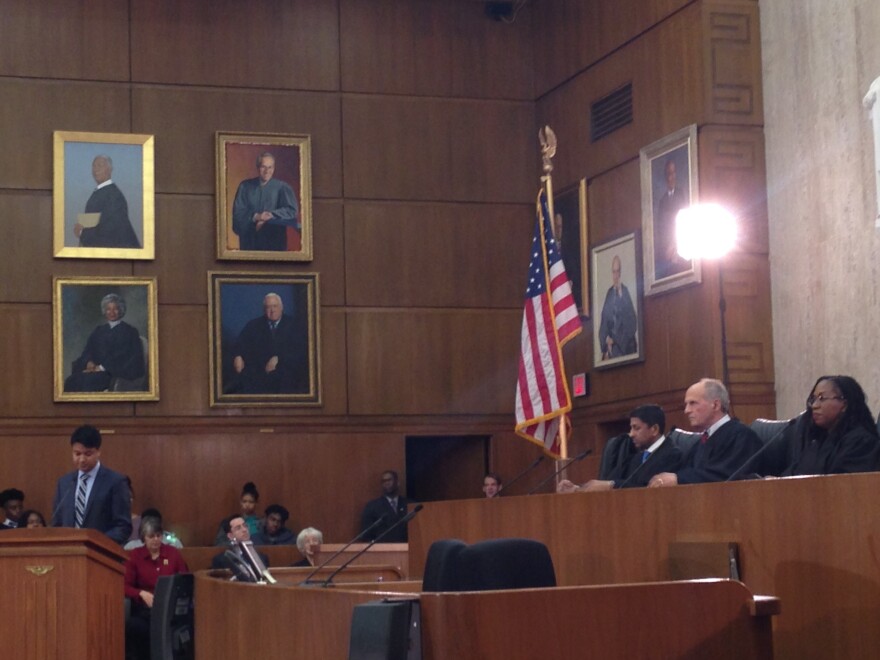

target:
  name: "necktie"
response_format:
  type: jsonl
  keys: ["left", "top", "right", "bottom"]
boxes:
{"left": 700, "top": 431, "right": 710, "bottom": 444}
{"left": 641, "top": 450, "right": 651, "bottom": 463}
{"left": 75, "top": 473, "right": 90, "bottom": 528}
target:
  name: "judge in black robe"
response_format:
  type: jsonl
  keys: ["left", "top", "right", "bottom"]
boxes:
{"left": 75, "top": 155, "right": 140, "bottom": 249}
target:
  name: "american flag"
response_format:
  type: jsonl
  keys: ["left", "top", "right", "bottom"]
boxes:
{"left": 515, "top": 190, "right": 582, "bottom": 458}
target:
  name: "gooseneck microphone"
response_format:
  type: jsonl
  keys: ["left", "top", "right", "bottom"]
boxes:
{"left": 494, "top": 455, "right": 545, "bottom": 496}
{"left": 319, "top": 504, "right": 424, "bottom": 587}
{"left": 299, "top": 513, "right": 390, "bottom": 585}
{"left": 726, "top": 417, "right": 798, "bottom": 482}
{"left": 49, "top": 477, "right": 75, "bottom": 527}
{"left": 527, "top": 448, "right": 593, "bottom": 495}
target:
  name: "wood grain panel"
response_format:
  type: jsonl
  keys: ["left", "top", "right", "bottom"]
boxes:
{"left": 702, "top": 1, "right": 763, "bottom": 123}
{"left": 130, "top": 0, "right": 339, "bottom": 91}
{"left": 722, "top": 253, "right": 774, "bottom": 386}
{"left": 347, "top": 309, "right": 521, "bottom": 415}
{"left": 699, "top": 125, "right": 769, "bottom": 254}
{"left": 537, "top": 3, "right": 708, "bottom": 188}
{"left": 533, "top": 0, "right": 698, "bottom": 96}
{"left": 344, "top": 201, "right": 531, "bottom": 308}
{"left": 0, "top": 79, "right": 132, "bottom": 190}
{"left": 340, "top": 0, "right": 533, "bottom": 99}
{"left": 0, "top": 0, "right": 129, "bottom": 81}
{"left": 132, "top": 197, "right": 345, "bottom": 306}
{"left": 342, "top": 96, "right": 534, "bottom": 202}
{"left": 0, "top": 192, "right": 139, "bottom": 304}
{"left": 131, "top": 86, "right": 342, "bottom": 197}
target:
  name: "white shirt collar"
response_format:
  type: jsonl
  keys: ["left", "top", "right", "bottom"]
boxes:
{"left": 96, "top": 179, "right": 113, "bottom": 190}
{"left": 706, "top": 414, "right": 731, "bottom": 437}
{"left": 645, "top": 434, "right": 666, "bottom": 454}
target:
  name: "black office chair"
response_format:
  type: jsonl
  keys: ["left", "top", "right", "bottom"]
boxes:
{"left": 668, "top": 428, "right": 701, "bottom": 454}
{"left": 598, "top": 433, "right": 629, "bottom": 480}
{"left": 750, "top": 417, "right": 794, "bottom": 444}
{"left": 456, "top": 538, "right": 556, "bottom": 592}
{"left": 422, "top": 539, "right": 467, "bottom": 592}
{"left": 150, "top": 574, "right": 195, "bottom": 660}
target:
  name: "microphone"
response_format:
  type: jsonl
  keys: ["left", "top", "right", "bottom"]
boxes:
{"left": 527, "top": 448, "right": 593, "bottom": 494}
{"left": 726, "top": 417, "right": 798, "bottom": 482}
{"left": 494, "top": 455, "right": 545, "bottom": 496}
{"left": 615, "top": 428, "right": 674, "bottom": 490}
{"left": 49, "top": 477, "right": 75, "bottom": 528}
{"left": 223, "top": 548, "right": 260, "bottom": 582}
{"left": 319, "top": 504, "right": 424, "bottom": 587}
{"left": 299, "top": 514, "right": 390, "bottom": 585}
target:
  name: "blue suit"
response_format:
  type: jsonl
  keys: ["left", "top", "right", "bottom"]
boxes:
{"left": 51, "top": 464, "right": 132, "bottom": 545}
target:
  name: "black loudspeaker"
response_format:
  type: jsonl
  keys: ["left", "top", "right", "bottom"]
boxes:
{"left": 150, "top": 574, "right": 195, "bottom": 660}
{"left": 348, "top": 599, "right": 421, "bottom": 660}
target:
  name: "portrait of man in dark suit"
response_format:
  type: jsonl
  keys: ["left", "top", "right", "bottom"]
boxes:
{"left": 210, "top": 274, "right": 321, "bottom": 406}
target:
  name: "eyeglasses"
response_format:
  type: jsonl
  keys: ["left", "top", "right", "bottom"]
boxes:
{"left": 807, "top": 394, "right": 845, "bottom": 406}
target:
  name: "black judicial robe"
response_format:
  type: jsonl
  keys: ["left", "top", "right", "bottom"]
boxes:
{"left": 676, "top": 419, "right": 762, "bottom": 484}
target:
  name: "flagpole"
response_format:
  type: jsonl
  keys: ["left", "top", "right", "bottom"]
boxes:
{"left": 538, "top": 126, "right": 569, "bottom": 461}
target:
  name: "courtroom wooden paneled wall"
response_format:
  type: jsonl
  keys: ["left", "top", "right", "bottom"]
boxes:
{"left": 0, "top": 0, "right": 774, "bottom": 538}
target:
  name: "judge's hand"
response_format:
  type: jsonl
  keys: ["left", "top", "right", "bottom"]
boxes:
{"left": 140, "top": 591, "right": 154, "bottom": 608}
{"left": 556, "top": 479, "right": 580, "bottom": 494}
{"left": 582, "top": 480, "right": 614, "bottom": 492}
{"left": 648, "top": 472, "right": 678, "bottom": 488}
{"left": 233, "top": 356, "right": 244, "bottom": 373}
{"left": 83, "top": 361, "right": 98, "bottom": 373}
{"left": 74, "top": 223, "right": 84, "bottom": 238}
{"left": 265, "top": 355, "right": 279, "bottom": 373}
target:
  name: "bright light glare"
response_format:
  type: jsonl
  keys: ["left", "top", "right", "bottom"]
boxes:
{"left": 675, "top": 204, "right": 737, "bottom": 260}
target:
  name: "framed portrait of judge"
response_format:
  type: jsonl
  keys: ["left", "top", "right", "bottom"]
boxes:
{"left": 590, "top": 232, "right": 644, "bottom": 370}
{"left": 53, "top": 131, "right": 155, "bottom": 260}
{"left": 216, "top": 132, "right": 313, "bottom": 262}
{"left": 208, "top": 272, "right": 321, "bottom": 407}
{"left": 53, "top": 277, "right": 159, "bottom": 401}
{"left": 552, "top": 179, "right": 590, "bottom": 317}
{"left": 640, "top": 125, "right": 701, "bottom": 296}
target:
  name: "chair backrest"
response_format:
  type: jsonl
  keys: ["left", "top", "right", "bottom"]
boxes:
{"left": 598, "top": 433, "right": 629, "bottom": 480}
{"left": 456, "top": 538, "right": 556, "bottom": 591}
{"left": 150, "top": 573, "right": 195, "bottom": 660}
{"left": 422, "top": 539, "right": 467, "bottom": 592}
{"left": 750, "top": 418, "right": 792, "bottom": 444}
{"left": 668, "top": 428, "right": 700, "bottom": 454}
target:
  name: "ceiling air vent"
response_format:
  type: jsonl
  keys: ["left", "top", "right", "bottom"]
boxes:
{"left": 590, "top": 83, "right": 633, "bottom": 142}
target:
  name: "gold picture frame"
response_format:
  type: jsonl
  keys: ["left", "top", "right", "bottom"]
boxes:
{"left": 208, "top": 271, "right": 321, "bottom": 407}
{"left": 53, "top": 276, "right": 159, "bottom": 401}
{"left": 552, "top": 178, "right": 590, "bottom": 317}
{"left": 53, "top": 131, "right": 155, "bottom": 259}
{"left": 640, "top": 124, "right": 701, "bottom": 295}
{"left": 216, "top": 132, "right": 313, "bottom": 261}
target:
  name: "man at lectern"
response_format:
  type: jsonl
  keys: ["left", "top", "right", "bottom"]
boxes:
{"left": 648, "top": 378, "right": 762, "bottom": 487}
{"left": 50, "top": 425, "right": 132, "bottom": 544}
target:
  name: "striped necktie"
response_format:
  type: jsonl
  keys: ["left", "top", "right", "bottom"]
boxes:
{"left": 75, "top": 473, "right": 90, "bottom": 528}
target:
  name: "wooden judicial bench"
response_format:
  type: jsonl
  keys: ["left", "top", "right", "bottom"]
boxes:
{"left": 0, "top": 528, "right": 127, "bottom": 660}
{"left": 180, "top": 542, "right": 409, "bottom": 577}
{"left": 194, "top": 570, "right": 777, "bottom": 658}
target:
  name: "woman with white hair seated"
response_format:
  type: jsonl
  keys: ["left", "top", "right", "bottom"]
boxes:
{"left": 293, "top": 527, "right": 323, "bottom": 567}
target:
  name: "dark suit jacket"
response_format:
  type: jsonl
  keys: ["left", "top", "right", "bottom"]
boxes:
{"left": 51, "top": 464, "right": 132, "bottom": 544}
{"left": 360, "top": 495, "right": 410, "bottom": 543}
{"left": 676, "top": 419, "right": 763, "bottom": 484}
{"left": 604, "top": 436, "right": 683, "bottom": 488}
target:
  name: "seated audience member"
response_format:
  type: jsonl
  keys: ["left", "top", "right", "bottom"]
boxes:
{"left": 360, "top": 470, "right": 411, "bottom": 543}
{"left": 211, "top": 515, "right": 269, "bottom": 571}
{"left": 482, "top": 473, "right": 502, "bottom": 498}
{"left": 763, "top": 375, "right": 880, "bottom": 477}
{"left": 649, "top": 378, "right": 762, "bottom": 487}
{"left": 0, "top": 488, "right": 24, "bottom": 529}
{"left": 124, "top": 508, "right": 183, "bottom": 551}
{"left": 18, "top": 510, "right": 46, "bottom": 528}
{"left": 124, "top": 517, "right": 189, "bottom": 660}
{"left": 259, "top": 504, "right": 295, "bottom": 545}
{"left": 214, "top": 481, "right": 262, "bottom": 545}
{"left": 558, "top": 404, "right": 682, "bottom": 492}
{"left": 293, "top": 527, "right": 323, "bottom": 567}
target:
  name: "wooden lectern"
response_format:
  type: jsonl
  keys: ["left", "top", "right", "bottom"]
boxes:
{"left": 0, "top": 528, "right": 127, "bottom": 660}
